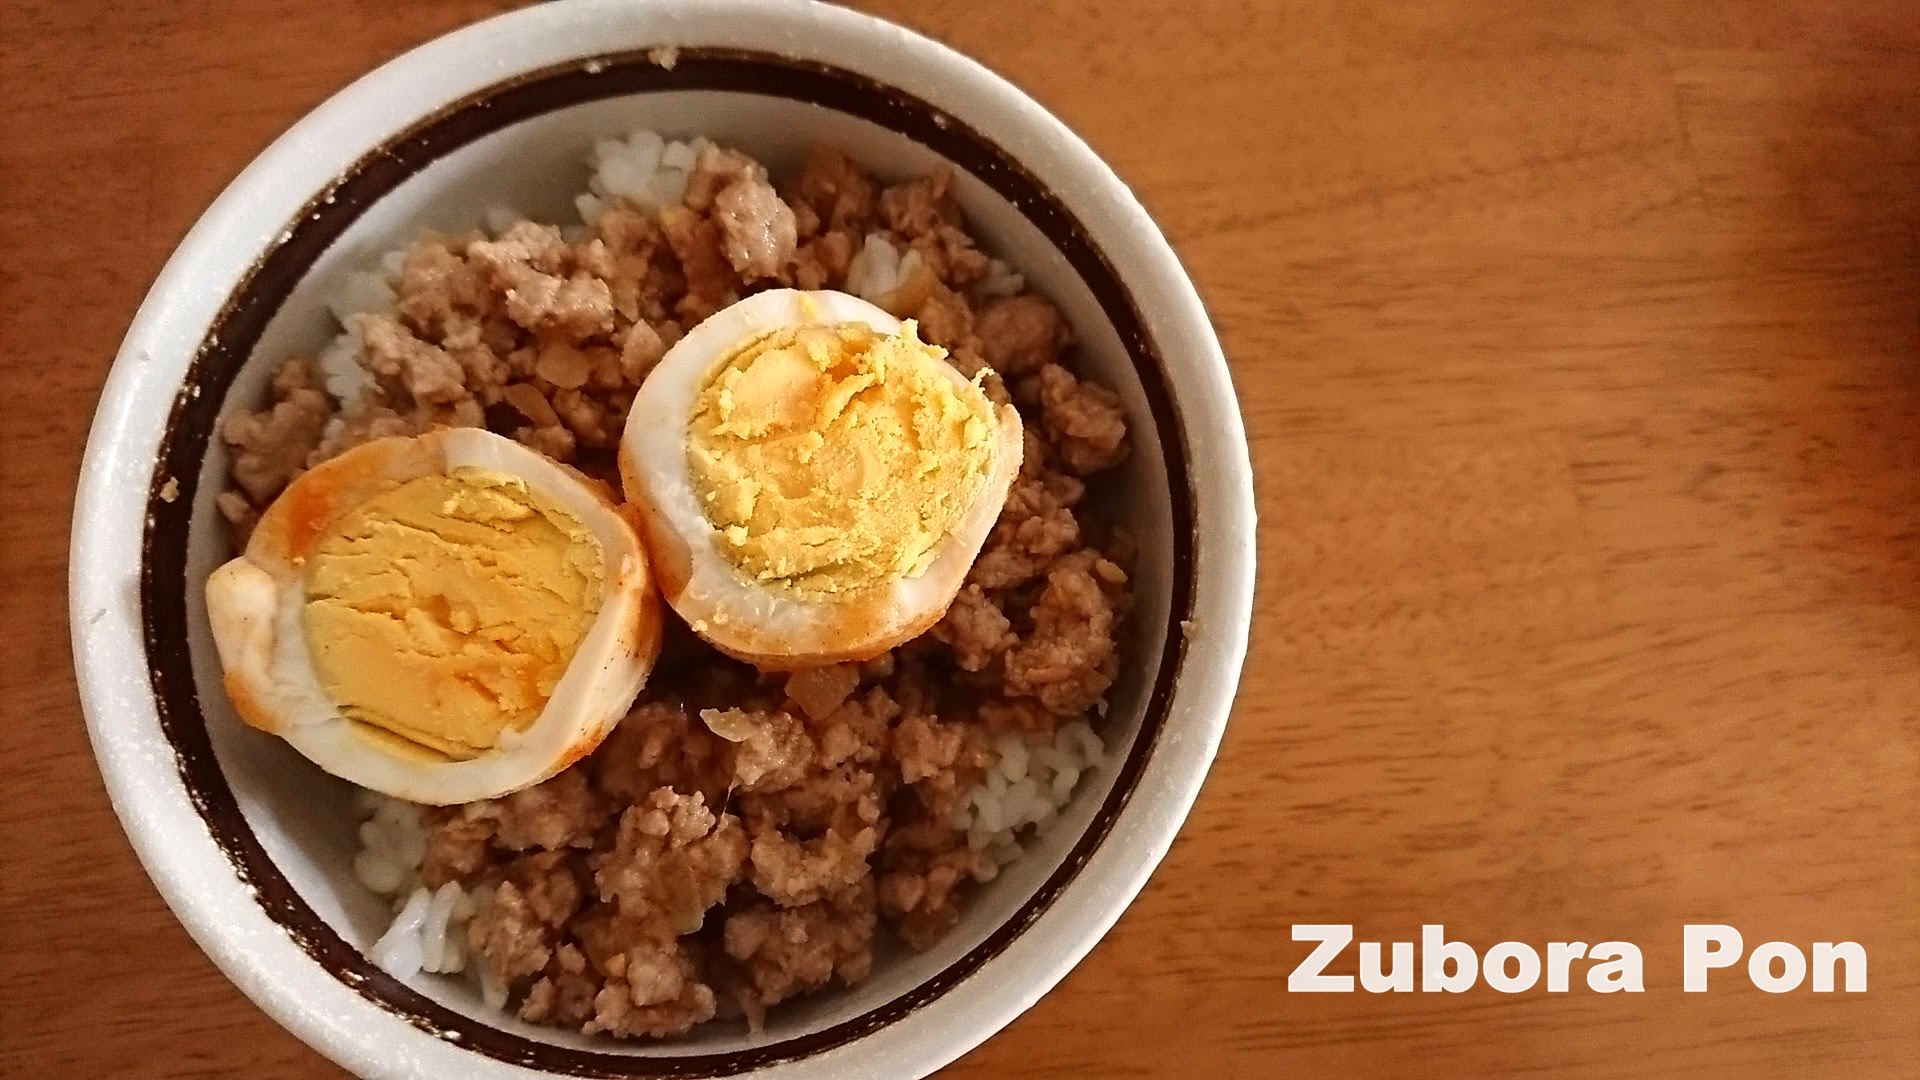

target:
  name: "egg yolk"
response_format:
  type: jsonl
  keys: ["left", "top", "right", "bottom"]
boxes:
{"left": 687, "top": 321, "right": 996, "bottom": 595}
{"left": 301, "top": 467, "right": 604, "bottom": 760}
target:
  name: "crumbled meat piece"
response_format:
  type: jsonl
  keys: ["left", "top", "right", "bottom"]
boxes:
{"left": 891, "top": 713, "right": 967, "bottom": 785}
{"left": 513, "top": 422, "right": 577, "bottom": 462}
{"left": 787, "top": 229, "right": 857, "bottom": 290}
{"left": 468, "top": 220, "right": 573, "bottom": 277}
{"left": 682, "top": 144, "right": 762, "bottom": 212}
{"left": 911, "top": 283, "right": 977, "bottom": 352}
{"left": 908, "top": 224, "right": 990, "bottom": 288}
{"left": 723, "top": 883, "right": 875, "bottom": 1010}
{"left": 931, "top": 585, "right": 1015, "bottom": 671}
{"left": 591, "top": 701, "right": 730, "bottom": 807}
{"left": 683, "top": 145, "right": 797, "bottom": 281}
{"left": 468, "top": 879, "right": 555, "bottom": 982}
{"left": 700, "top": 708, "right": 814, "bottom": 793}
{"left": 1004, "top": 552, "right": 1128, "bottom": 715}
{"left": 474, "top": 768, "right": 606, "bottom": 853}
{"left": 393, "top": 236, "right": 491, "bottom": 339}
{"left": 355, "top": 314, "right": 470, "bottom": 405}
{"left": 783, "top": 664, "right": 861, "bottom": 723}
{"left": 504, "top": 851, "right": 586, "bottom": 928}
{"left": 593, "top": 788, "right": 747, "bottom": 933}
{"left": 975, "top": 698, "right": 1059, "bottom": 736}
{"left": 879, "top": 168, "right": 963, "bottom": 240}
{"left": 746, "top": 820, "right": 879, "bottom": 909}
{"left": 712, "top": 178, "right": 798, "bottom": 281}
{"left": 970, "top": 463, "right": 1085, "bottom": 591}
{"left": 975, "top": 294, "right": 1069, "bottom": 377}
{"left": 499, "top": 263, "right": 617, "bottom": 341}
{"left": 790, "top": 145, "right": 879, "bottom": 235}
{"left": 584, "top": 937, "right": 717, "bottom": 1038}
{"left": 550, "top": 387, "right": 623, "bottom": 448}
{"left": 806, "top": 687, "right": 900, "bottom": 770}
{"left": 438, "top": 321, "right": 512, "bottom": 404}
{"left": 1034, "top": 363, "right": 1129, "bottom": 474}
{"left": 578, "top": 209, "right": 664, "bottom": 323}
{"left": 877, "top": 822, "right": 982, "bottom": 950}
{"left": 221, "top": 357, "right": 331, "bottom": 505}
{"left": 519, "top": 944, "right": 600, "bottom": 1028}
{"left": 739, "top": 763, "right": 886, "bottom": 842}
{"left": 569, "top": 905, "right": 649, "bottom": 976}
{"left": 658, "top": 206, "right": 738, "bottom": 322}
{"left": 892, "top": 713, "right": 987, "bottom": 820}
{"left": 419, "top": 810, "right": 496, "bottom": 888}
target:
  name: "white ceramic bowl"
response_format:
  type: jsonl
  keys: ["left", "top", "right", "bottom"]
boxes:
{"left": 70, "top": 1, "right": 1254, "bottom": 1077}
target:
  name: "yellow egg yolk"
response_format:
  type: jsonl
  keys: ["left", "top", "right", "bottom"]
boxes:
{"left": 686, "top": 320, "right": 996, "bottom": 595}
{"left": 302, "top": 467, "right": 604, "bottom": 760}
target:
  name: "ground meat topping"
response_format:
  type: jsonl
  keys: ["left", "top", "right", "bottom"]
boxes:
{"left": 356, "top": 314, "right": 468, "bottom": 405}
{"left": 722, "top": 882, "right": 875, "bottom": 1012}
{"left": 701, "top": 708, "right": 814, "bottom": 794}
{"left": 783, "top": 664, "right": 861, "bottom": 723}
{"left": 879, "top": 168, "right": 963, "bottom": 240}
{"left": 790, "top": 145, "right": 879, "bottom": 236}
{"left": 712, "top": 178, "right": 797, "bottom": 281}
{"left": 584, "top": 937, "right": 717, "bottom": 1038}
{"left": 467, "top": 879, "right": 555, "bottom": 982}
{"left": 419, "top": 810, "right": 495, "bottom": 889}
{"left": 593, "top": 788, "right": 747, "bottom": 934}
{"left": 1004, "top": 552, "right": 1129, "bottom": 715}
{"left": 747, "top": 821, "right": 880, "bottom": 909}
{"left": 476, "top": 768, "right": 604, "bottom": 853}
{"left": 876, "top": 822, "right": 982, "bottom": 950}
{"left": 1034, "top": 362, "right": 1130, "bottom": 474}
{"left": 519, "top": 944, "right": 600, "bottom": 1028}
{"left": 931, "top": 584, "right": 1016, "bottom": 671}
{"left": 658, "top": 206, "right": 738, "bottom": 323}
{"left": 976, "top": 293, "right": 1069, "bottom": 377}
{"left": 220, "top": 357, "right": 330, "bottom": 510}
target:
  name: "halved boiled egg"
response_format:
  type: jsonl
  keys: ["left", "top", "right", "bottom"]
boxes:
{"left": 205, "top": 428, "right": 662, "bottom": 804}
{"left": 619, "top": 289, "right": 1022, "bottom": 668}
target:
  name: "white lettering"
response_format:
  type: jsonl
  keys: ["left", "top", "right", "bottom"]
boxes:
{"left": 1811, "top": 942, "right": 1867, "bottom": 992}
{"left": 1359, "top": 940, "right": 1413, "bottom": 992}
{"left": 1421, "top": 925, "right": 1478, "bottom": 993}
{"left": 1684, "top": 924, "right": 1743, "bottom": 992}
{"left": 1483, "top": 942, "right": 1542, "bottom": 992}
{"left": 1585, "top": 942, "right": 1645, "bottom": 992}
{"left": 1748, "top": 942, "right": 1806, "bottom": 993}
{"left": 1545, "top": 941, "right": 1588, "bottom": 992}
{"left": 1288, "top": 924, "right": 1354, "bottom": 992}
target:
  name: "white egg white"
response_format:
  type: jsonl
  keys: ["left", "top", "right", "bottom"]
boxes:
{"left": 205, "top": 428, "right": 662, "bottom": 805}
{"left": 618, "top": 288, "right": 1022, "bottom": 668}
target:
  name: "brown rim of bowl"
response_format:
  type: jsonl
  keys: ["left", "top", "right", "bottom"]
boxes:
{"left": 140, "top": 48, "right": 1196, "bottom": 1077}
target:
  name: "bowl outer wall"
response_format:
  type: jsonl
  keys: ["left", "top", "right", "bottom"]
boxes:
{"left": 68, "top": 1, "right": 1256, "bottom": 1077}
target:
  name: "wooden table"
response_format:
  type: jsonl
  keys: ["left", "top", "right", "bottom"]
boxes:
{"left": 4, "top": 2, "right": 1916, "bottom": 1076}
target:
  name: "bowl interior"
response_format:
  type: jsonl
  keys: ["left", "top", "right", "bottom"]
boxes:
{"left": 163, "top": 68, "right": 1182, "bottom": 1064}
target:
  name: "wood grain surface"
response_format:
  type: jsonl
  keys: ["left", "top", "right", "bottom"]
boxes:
{"left": 3, "top": 1, "right": 1916, "bottom": 1076}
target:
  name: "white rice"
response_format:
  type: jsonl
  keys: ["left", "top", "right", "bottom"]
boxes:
{"left": 949, "top": 720, "right": 1106, "bottom": 882}
{"left": 573, "top": 129, "right": 711, "bottom": 226}
{"left": 977, "top": 256, "right": 1026, "bottom": 298}
{"left": 353, "top": 791, "right": 481, "bottom": 981}
{"left": 844, "top": 232, "right": 1028, "bottom": 308}
{"left": 845, "top": 233, "right": 924, "bottom": 303}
